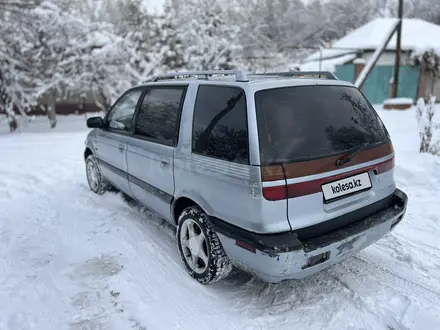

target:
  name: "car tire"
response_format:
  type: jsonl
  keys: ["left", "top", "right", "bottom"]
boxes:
{"left": 85, "top": 154, "right": 109, "bottom": 195}
{"left": 177, "top": 206, "right": 233, "bottom": 284}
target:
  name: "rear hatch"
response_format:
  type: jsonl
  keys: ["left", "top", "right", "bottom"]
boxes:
{"left": 256, "top": 84, "right": 395, "bottom": 237}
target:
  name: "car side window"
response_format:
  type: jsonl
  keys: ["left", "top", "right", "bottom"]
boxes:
{"left": 107, "top": 89, "right": 143, "bottom": 131}
{"left": 192, "top": 85, "right": 249, "bottom": 164}
{"left": 134, "top": 86, "right": 186, "bottom": 146}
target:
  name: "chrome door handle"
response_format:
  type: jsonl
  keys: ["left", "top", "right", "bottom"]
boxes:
{"left": 118, "top": 144, "right": 124, "bottom": 151}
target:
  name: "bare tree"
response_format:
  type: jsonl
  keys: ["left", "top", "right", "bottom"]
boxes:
{"left": 416, "top": 97, "right": 440, "bottom": 155}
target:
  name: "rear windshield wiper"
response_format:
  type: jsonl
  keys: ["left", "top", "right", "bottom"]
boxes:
{"left": 336, "top": 141, "right": 370, "bottom": 168}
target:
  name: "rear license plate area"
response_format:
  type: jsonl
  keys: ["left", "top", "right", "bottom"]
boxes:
{"left": 321, "top": 172, "right": 372, "bottom": 202}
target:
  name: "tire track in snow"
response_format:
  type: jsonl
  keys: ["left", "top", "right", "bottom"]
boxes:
{"left": 0, "top": 171, "right": 46, "bottom": 198}
{"left": 375, "top": 232, "right": 440, "bottom": 275}
{"left": 350, "top": 255, "right": 440, "bottom": 303}
{"left": 329, "top": 273, "right": 411, "bottom": 330}
{"left": 329, "top": 253, "right": 440, "bottom": 329}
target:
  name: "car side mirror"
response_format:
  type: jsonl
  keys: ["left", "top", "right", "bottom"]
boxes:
{"left": 87, "top": 117, "right": 104, "bottom": 128}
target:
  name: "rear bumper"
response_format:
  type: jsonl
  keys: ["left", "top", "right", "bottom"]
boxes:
{"left": 213, "top": 188, "right": 407, "bottom": 283}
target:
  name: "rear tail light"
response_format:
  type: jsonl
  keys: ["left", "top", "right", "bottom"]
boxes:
{"left": 286, "top": 181, "right": 320, "bottom": 199}
{"left": 261, "top": 156, "right": 394, "bottom": 201}
{"left": 262, "top": 165, "right": 287, "bottom": 201}
{"left": 262, "top": 185, "right": 287, "bottom": 201}
{"left": 374, "top": 156, "right": 395, "bottom": 175}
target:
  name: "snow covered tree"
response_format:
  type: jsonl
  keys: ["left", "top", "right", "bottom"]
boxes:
{"left": 30, "top": 1, "right": 72, "bottom": 128}
{"left": 0, "top": 0, "right": 38, "bottom": 131}
{"left": 177, "top": 0, "right": 241, "bottom": 71}
{"left": 416, "top": 96, "right": 440, "bottom": 155}
{"left": 34, "top": 0, "right": 142, "bottom": 115}
{"left": 149, "top": 1, "right": 187, "bottom": 75}
{"left": 71, "top": 36, "right": 139, "bottom": 111}
{"left": 324, "top": 0, "right": 377, "bottom": 39}
{"left": 234, "top": 0, "right": 293, "bottom": 67}
{"left": 120, "top": 0, "right": 159, "bottom": 79}
{"left": 405, "top": 0, "right": 440, "bottom": 25}
{"left": 79, "top": 0, "right": 160, "bottom": 86}
{"left": 0, "top": 0, "right": 153, "bottom": 130}
{"left": 233, "top": 0, "right": 374, "bottom": 71}
{"left": 28, "top": 1, "right": 130, "bottom": 127}
{"left": 5, "top": 0, "right": 440, "bottom": 133}
{"left": 0, "top": 1, "right": 114, "bottom": 128}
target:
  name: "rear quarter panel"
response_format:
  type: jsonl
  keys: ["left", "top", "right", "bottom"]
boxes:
{"left": 173, "top": 83, "right": 291, "bottom": 234}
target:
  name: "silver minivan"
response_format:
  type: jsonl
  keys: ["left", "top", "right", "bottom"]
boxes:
{"left": 84, "top": 70, "right": 408, "bottom": 284}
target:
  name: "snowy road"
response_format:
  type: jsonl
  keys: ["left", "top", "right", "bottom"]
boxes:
{"left": 1, "top": 111, "right": 440, "bottom": 330}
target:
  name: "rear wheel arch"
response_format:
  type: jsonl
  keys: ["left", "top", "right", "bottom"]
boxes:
{"left": 84, "top": 147, "right": 93, "bottom": 160}
{"left": 172, "top": 197, "right": 198, "bottom": 225}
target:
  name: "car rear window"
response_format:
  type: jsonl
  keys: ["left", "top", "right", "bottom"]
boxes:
{"left": 255, "top": 85, "right": 390, "bottom": 165}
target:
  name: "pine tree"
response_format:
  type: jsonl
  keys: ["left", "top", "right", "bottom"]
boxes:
{"left": 152, "top": 1, "right": 187, "bottom": 74}
{"left": 178, "top": 0, "right": 241, "bottom": 71}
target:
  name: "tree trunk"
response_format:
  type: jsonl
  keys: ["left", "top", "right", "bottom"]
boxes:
{"left": 0, "top": 83, "right": 18, "bottom": 132}
{"left": 93, "top": 87, "right": 112, "bottom": 113}
{"left": 7, "top": 113, "right": 18, "bottom": 132}
{"left": 171, "top": 0, "right": 180, "bottom": 11}
{"left": 47, "top": 91, "right": 57, "bottom": 128}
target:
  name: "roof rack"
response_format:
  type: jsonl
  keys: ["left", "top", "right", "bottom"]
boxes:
{"left": 144, "top": 70, "right": 249, "bottom": 83}
{"left": 141, "top": 70, "right": 338, "bottom": 84}
{"left": 249, "top": 71, "right": 338, "bottom": 80}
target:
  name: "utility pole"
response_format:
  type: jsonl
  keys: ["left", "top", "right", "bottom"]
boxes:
{"left": 392, "top": 0, "right": 404, "bottom": 98}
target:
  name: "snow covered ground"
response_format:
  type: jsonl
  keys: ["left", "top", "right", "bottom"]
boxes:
{"left": 1, "top": 107, "right": 440, "bottom": 330}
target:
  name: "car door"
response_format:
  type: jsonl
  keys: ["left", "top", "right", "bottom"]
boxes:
{"left": 96, "top": 87, "right": 144, "bottom": 195}
{"left": 126, "top": 85, "right": 187, "bottom": 222}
